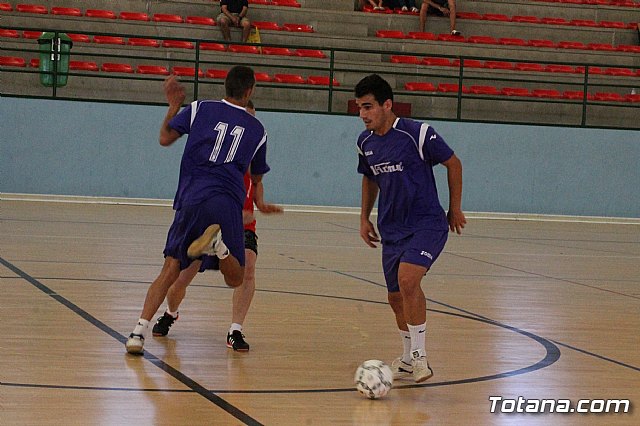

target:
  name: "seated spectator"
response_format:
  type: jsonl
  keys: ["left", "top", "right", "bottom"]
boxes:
{"left": 401, "top": 0, "right": 419, "bottom": 12}
{"left": 420, "top": 0, "right": 460, "bottom": 35}
{"left": 360, "top": 0, "right": 403, "bottom": 10}
{"left": 217, "top": 0, "right": 251, "bottom": 43}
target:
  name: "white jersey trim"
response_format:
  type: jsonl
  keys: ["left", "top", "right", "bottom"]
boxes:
{"left": 418, "top": 123, "right": 430, "bottom": 162}
{"left": 392, "top": 119, "right": 424, "bottom": 161}
{"left": 189, "top": 100, "right": 199, "bottom": 127}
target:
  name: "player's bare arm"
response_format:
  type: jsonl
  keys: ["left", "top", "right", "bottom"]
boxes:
{"left": 159, "top": 75, "right": 185, "bottom": 146}
{"left": 254, "top": 181, "right": 284, "bottom": 214}
{"left": 442, "top": 154, "right": 466, "bottom": 234}
{"left": 360, "top": 176, "right": 380, "bottom": 248}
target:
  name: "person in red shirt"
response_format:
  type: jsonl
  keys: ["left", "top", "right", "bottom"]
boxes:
{"left": 151, "top": 101, "right": 282, "bottom": 351}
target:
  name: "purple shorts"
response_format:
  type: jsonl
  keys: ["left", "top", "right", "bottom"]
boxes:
{"left": 382, "top": 229, "right": 448, "bottom": 293}
{"left": 163, "top": 195, "right": 245, "bottom": 270}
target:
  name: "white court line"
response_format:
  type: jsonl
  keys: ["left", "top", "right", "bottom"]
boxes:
{"left": 2, "top": 192, "right": 639, "bottom": 225}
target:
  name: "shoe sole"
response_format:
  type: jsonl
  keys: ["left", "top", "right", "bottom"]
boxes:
{"left": 414, "top": 370, "right": 434, "bottom": 383}
{"left": 126, "top": 341, "right": 144, "bottom": 354}
{"left": 226, "top": 342, "right": 250, "bottom": 352}
{"left": 187, "top": 224, "right": 220, "bottom": 258}
{"left": 152, "top": 331, "right": 168, "bottom": 337}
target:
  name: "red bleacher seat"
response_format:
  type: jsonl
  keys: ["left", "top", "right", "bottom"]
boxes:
{"left": 575, "top": 66, "right": 605, "bottom": 74}
{"left": 515, "top": 63, "right": 545, "bottom": 72}
{"left": 254, "top": 72, "right": 272, "bottom": 82}
{"left": 69, "top": 61, "right": 98, "bottom": 71}
{"left": 470, "top": 85, "right": 500, "bottom": 95}
{"left": 294, "top": 49, "right": 326, "bottom": 58}
{"left": 422, "top": 57, "right": 452, "bottom": 66}
{"left": 85, "top": 9, "right": 116, "bottom": 19}
{"left": 438, "top": 83, "right": 469, "bottom": 93}
{"left": 557, "top": 41, "right": 587, "bottom": 49}
{"left": 272, "top": 0, "right": 301, "bottom": 7}
{"left": 499, "top": 38, "right": 527, "bottom": 46}
{"left": 438, "top": 33, "right": 466, "bottom": 42}
{"left": 563, "top": 91, "right": 591, "bottom": 100}
{"left": 0, "top": 56, "right": 26, "bottom": 67}
{"left": 617, "top": 45, "right": 640, "bottom": 53}
{"left": 93, "top": 36, "right": 125, "bottom": 45}
{"left": 128, "top": 38, "right": 160, "bottom": 47}
{"left": 541, "top": 17, "right": 570, "bottom": 25}
{"left": 451, "top": 59, "right": 484, "bottom": 68}
{"left": 200, "top": 42, "right": 226, "bottom": 51}
{"left": 253, "top": 21, "right": 281, "bottom": 30}
{"left": 249, "top": 0, "right": 271, "bottom": 4}
{"left": 162, "top": 40, "right": 194, "bottom": 49}
{"left": 598, "top": 21, "right": 626, "bottom": 28}
{"left": 376, "top": 30, "right": 405, "bottom": 38}
{"left": 404, "top": 82, "right": 436, "bottom": 91}
{"left": 30, "top": 58, "right": 39, "bottom": 67}
{"left": 626, "top": 94, "right": 640, "bottom": 102}
{"left": 229, "top": 45, "right": 260, "bottom": 53}
{"left": 561, "top": 0, "right": 583, "bottom": 4}
{"left": 137, "top": 65, "right": 170, "bottom": 75}
{"left": 153, "top": 14, "right": 183, "bottom": 23}
{"left": 262, "top": 47, "right": 293, "bottom": 56}
{"left": 67, "top": 34, "right": 90, "bottom": 43}
{"left": 512, "top": 16, "right": 540, "bottom": 24}
{"left": 206, "top": 69, "right": 228, "bottom": 79}
{"left": 528, "top": 39, "right": 555, "bottom": 48}
{"left": 501, "top": 87, "right": 531, "bottom": 96}
{"left": 282, "top": 23, "right": 313, "bottom": 32}
{"left": 485, "top": 61, "right": 514, "bottom": 70}
{"left": 588, "top": 43, "right": 615, "bottom": 51}
{"left": 16, "top": 4, "right": 47, "bottom": 14}
{"left": 51, "top": 7, "right": 81, "bottom": 16}
{"left": 531, "top": 89, "right": 562, "bottom": 98}
{"left": 22, "top": 31, "right": 43, "bottom": 39}
{"left": 0, "top": 29, "right": 20, "bottom": 38}
{"left": 604, "top": 67, "right": 635, "bottom": 76}
{"left": 456, "top": 12, "right": 482, "bottom": 20}
{"left": 390, "top": 55, "right": 421, "bottom": 64}
{"left": 101, "top": 63, "right": 133, "bottom": 73}
{"left": 545, "top": 64, "right": 576, "bottom": 73}
{"left": 274, "top": 73, "right": 306, "bottom": 84}
{"left": 307, "top": 76, "right": 340, "bottom": 86}
{"left": 0, "top": 3, "right": 12, "bottom": 11}
{"left": 407, "top": 32, "right": 437, "bottom": 40}
{"left": 119, "top": 12, "right": 150, "bottom": 21}
{"left": 172, "top": 67, "right": 204, "bottom": 77}
{"left": 186, "top": 16, "right": 215, "bottom": 25}
{"left": 467, "top": 36, "right": 498, "bottom": 44}
{"left": 482, "top": 14, "right": 510, "bottom": 21}
{"left": 570, "top": 19, "right": 598, "bottom": 27}
{"left": 593, "top": 92, "right": 625, "bottom": 102}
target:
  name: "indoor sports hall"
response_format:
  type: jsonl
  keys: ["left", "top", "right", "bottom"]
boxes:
{"left": 1, "top": 0, "right": 639, "bottom": 425}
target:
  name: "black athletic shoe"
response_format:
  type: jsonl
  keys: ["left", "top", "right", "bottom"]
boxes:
{"left": 226, "top": 330, "right": 250, "bottom": 351}
{"left": 152, "top": 312, "right": 178, "bottom": 336}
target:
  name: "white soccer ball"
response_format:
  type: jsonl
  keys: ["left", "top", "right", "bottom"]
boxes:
{"left": 354, "top": 359, "right": 393, "bottom": 399}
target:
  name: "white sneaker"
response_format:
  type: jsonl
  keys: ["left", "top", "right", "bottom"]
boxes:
{"left": 390, "top": 357, "right": 413, "bottom": 379}
{"left": 411, "top": 7, "right": 419, "bottom": 12}
{"left": 401, "top": 6, "right": 408, "bottom": 11}
{"left": 187, "top": 224, "right": 225, "bottom": 258}
{"left": 412, "top": 356, "right": 434, "bottom": 383}
{"left": 126, "top": 333, "right": 144, "bottom": 354}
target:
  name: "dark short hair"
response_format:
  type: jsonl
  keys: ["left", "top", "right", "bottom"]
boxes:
{"left": 247, "top": 99, "right": 254, "bottom": 109}
{"left": 354, "top": 74, "right": 393, "bottom": 105}
{"left": 225, "top": 65, "right": 255, "bottom": 99}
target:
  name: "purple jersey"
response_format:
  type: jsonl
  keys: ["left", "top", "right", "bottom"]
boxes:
{"left": 169, "top": 99, "right": 269, "bottom": 210}
{"left": 357, "top": 117, "right": 453, "bottom": 243}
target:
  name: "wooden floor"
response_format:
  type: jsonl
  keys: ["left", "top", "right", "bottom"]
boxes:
{"left": 1, "top": 199, "right": 639, "bottom": 426}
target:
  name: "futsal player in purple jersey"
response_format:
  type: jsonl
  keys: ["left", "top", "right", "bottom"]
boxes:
{"left": 354, "top": 74, "right": 466, "bottom": 382}
{"left": 126, "top": 65, "right": 270, "bottom": 354}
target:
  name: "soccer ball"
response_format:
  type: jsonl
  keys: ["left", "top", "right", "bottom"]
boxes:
{"left": 354, "top": 360, "right": 393, "bottom": 399}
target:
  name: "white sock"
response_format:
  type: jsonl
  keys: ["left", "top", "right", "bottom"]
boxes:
{"left": 166, "top": 309, "right": 178, "bottom": 318}
{"left": 399, "top": 330, "right": 412, "bottom": 363}
{"left": 132, "top": 318, "right": 150, "bottom": 337}
{"left": 229, "top": 323, "right": 242, "bottom": 334}
{"left": 408, "top": 322, "right": 426, "bottom": 359}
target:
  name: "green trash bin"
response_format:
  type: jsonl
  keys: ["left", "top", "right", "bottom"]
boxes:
{"left": 37, "top": 32, "right": 72, "bottom": 87}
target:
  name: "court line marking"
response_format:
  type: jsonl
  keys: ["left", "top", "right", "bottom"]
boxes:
{"left": 0, "top": 255, "right": 264, "bottom": 426}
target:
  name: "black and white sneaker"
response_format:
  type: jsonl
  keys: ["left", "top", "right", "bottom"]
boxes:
{"left": 226, "top": 330, "right": 250, "bottom": 352}
{"left": 152, "top": 311, "right": 178, "bottom": 336}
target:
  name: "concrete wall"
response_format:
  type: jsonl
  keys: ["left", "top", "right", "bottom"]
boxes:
{"left": 1, "top": 97, "right": 639, "bottom": 217}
